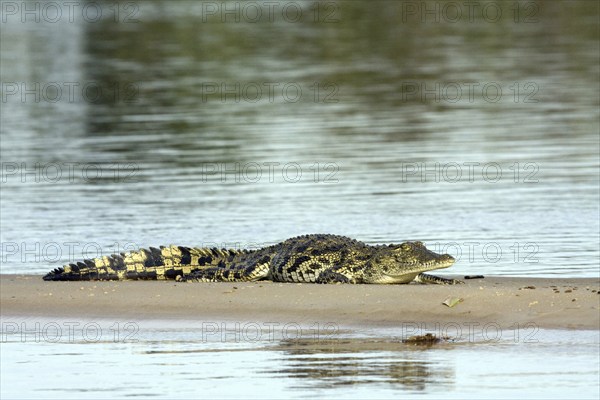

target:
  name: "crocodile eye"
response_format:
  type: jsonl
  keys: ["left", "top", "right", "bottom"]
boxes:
{"left": 414, "top": 241, "right": 424, "bottom": 247}
{"left": 400, "top": 243, "right": 411, "bottom": 251}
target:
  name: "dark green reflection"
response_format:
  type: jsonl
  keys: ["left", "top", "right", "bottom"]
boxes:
{"left": 267, "top": 338, "right": 454, "bottom": 390}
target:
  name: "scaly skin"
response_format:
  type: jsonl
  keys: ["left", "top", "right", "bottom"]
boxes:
{"left": 43, "top": 245, "right": 248, "bottom": 281}
{"left": 43, "top": 234, "right": 462, "bottom": 284}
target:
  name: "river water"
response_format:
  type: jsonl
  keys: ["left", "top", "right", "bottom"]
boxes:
{"left": 1, "top": 318, "right": 599, "bottom": 399}
{"left": 0, "top": 0, "right": 599, "bottom": 398}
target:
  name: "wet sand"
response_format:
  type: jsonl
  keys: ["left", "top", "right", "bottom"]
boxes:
{"left": 1, "top": 274, "right": 598, "bottom": 330}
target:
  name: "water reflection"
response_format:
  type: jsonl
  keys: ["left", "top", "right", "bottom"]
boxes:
{"left": 267, "top": 338, "right": 454, "bottom": 391}
{"left": 1, "top": 328, "right": 597, "bottom": 399}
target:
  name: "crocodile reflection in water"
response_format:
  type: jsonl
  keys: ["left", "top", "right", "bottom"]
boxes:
{"left": 265, "top": 338, "right": 455, "bottom": 391}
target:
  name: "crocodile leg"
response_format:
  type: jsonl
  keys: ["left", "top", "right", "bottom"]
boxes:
{"left": 414, "top": 273, "right": 464, "bottom": 285}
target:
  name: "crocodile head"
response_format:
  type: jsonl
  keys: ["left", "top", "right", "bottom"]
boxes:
{"left": 364, "top": 241, "right": 455, "bottom": 284}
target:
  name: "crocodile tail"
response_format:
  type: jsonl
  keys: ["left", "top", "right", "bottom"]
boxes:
{"left": 42, "top": 246, "right": 249, "bottom": 281}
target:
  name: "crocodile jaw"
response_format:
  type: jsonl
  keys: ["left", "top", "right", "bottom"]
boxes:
{"left": 373, "top": 273, "right": 420, "bottom": 284}
{"left": 372, "top": 255, "right": 455, "bottom": 284}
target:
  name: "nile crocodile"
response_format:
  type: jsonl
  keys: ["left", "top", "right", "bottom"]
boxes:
{"left": 43, "top": 234, "right": 462, "bottom": 284}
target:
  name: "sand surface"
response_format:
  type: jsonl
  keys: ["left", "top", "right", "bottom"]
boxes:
{"left": 1, "top": 274, "right": 599, "bottom": 330}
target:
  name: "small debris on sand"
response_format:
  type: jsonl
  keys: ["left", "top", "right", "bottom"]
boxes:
{"left": 403, "top": 333, "right": 443, "bottom": 345}
{"left": 442, "top": 297, "right": 464, "bottom": 308}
